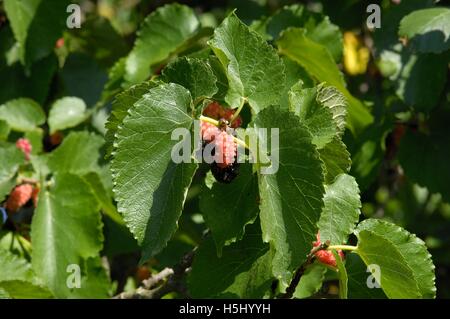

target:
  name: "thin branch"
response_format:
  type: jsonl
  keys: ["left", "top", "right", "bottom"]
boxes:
{"left": 113, "top": 248, "right": 196, "bottom": 299}
{"left": 279, "top": 240, "right": 330, "bottom": 299}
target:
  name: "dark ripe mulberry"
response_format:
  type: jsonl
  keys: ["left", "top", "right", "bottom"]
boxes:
{"left": 210, "top": 160, "right": 240, "bottom": 184}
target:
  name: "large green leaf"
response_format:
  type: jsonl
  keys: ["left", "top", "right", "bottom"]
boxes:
{"left": 188, "top": 223, "right": 273, "bottom": 298}
{"left": 318, "top": 138, "right": 351, "bottom": 184}
{"left": 4, "top": 0, "right": 71, "bottom": 66}
{"left": 162, "top": 57, "right": 218, "bottom": 103}
{"left": 31, "top": 173, "right": 109, "bottom": 298}
{"left": 354, "top": 219, "right": 436, "bottom": 299}
{"left": 399, "top": 7, "right": 450, "bottom": 54}
{"left": 125, "top": 4, "right": 200, "bottom": 84}
{"left": 199, "top": 163, "right": 259, "bottom": 255}
{"left": 104, "top": 81, "right": 156, "bottom": 159}
{"left": 317, "top": 174, "right": 361, "bottom": 245}
{"left": 0, "top": 143, "right": 24, "bottom": 202}
{"left": 252, "top": 107, "right": 325, "bottom": 290}
{"left": 277, "top": 28, "right": 373, "bottom": 134}
{"left": 208, "top": 13, "right": 285, "bottom": 112}
{"left": 48, "top": 97, "right": 87, "bottom": 134}
{"left": 111, "top": 83, "right": 198, "bottom": 262}
{"left": 47, "top": 131, "right": 104, "bottom": 175}
{"left": 0, "top": 98, "right": 45, "bottom": 132}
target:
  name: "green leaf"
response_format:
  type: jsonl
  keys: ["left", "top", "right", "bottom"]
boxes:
{"left": 0, "top": 119, "right": 10, "bottom": 140}
{"left": 332, "top": 249, "right": 348, "bottom": 299}
{"left": 0, "top": 249, "right": 35, "bottom": 283}
{"left": 277, "top": 28, "right": 373, "bottom": 134}
{"left": 24, "top": 128, "right": 44, "bottom": 155}
{"left": 68, "top": 257, "right": 112, "bottom": 299}
{"left": 0, "top": 143, "right": 24, "bottom": 202}
{"left": 104, "top": 81, "right": 156, "bottom": 159}
{"left": 125, "top": 4, "right": 200, "bottom": 84}
{"left": 199, "top": 163, "right": 259, "bottom": 255}
{"left": 398, "top": 110, "right": 450, "bottom": 202}
{"left": 0, "top": 249, "right": 53, "bottom": 299}
{"left": 399, "top": 7, "right": 450, "bottom": 54}
{"left": 4, "top": 0, "right": 71, "bottom": 66}
{"left": 31, "top": 172, "right": 108, "bottom": 298}
{"left": 317, "top": 174, "right": 361, "bottom": 245}
{"left": 0, "top": 98, "right": 45, "bottom": 132}
{"left": 47, "top": 131, "right": 104, "bottom": 175}
{"left": 188, "top": 223, "right": 273, "bottom": 298}
{"left": 293, "top": 262, "right": 326, "bottom": 299}
{"left": 207, "top": 56, "right": 229, "bottom": 103}
{"left": 48, "top": 97, "right": 87, "bottom": 134}
{"left": 162, "top": 57, "right": 218, "bottom": 103}
{"left": 82, "top": 172, "right": 118, "bottom": 222}
{"left": 346, "top": 253, "right": 386, "bottom": 299}
{"left": 0, "top": 280, "right": 53, "bottom": 299}
{"left": 354, "top": 219, "right": 436, "bottom": 298}
{"left": 394, "top": 52, "right": 447, "bottom": 112}
{"left": 318, "top": 138, "right": 351, "bottom": 184}
{"left": 209, "top": 13, "right": 285, "bottom": 112}
{"left": 289, "top": 83, "right": 347, "bottom": 149}
{"left": 111, "top": 83, "right": 198, "bottom": 262}
{"left": 279, "top": 56, "right": 314, "bottom": 110}
{"left": 252, "top": 107, "right": 325, "bottom": 290}
{"left": 266, "top": 4, "right": 343, "bottom": 62}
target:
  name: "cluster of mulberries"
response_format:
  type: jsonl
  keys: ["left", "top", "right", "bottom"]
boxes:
{"left": 200, "top": 102, "right": 242, "bottom": 183}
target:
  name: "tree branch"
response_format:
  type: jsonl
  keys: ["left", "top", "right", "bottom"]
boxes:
{"left": 113, "top": 248, "right": 196, "bottom": 299}
{"left": 279, "top": 240, "right": 330, "bottom": 299}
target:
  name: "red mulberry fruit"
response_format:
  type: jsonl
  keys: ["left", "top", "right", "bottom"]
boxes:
{"left": 313, "top": 233, "right": 344, "bottom": 267}
{"left": 203, "top": 102, "right": 222, "bottom": 119}
{"left": 16, "top": 138, "right": 32, "bottom": 161}
{"left": 5, "top": 184, "right": 33, "bottom": 213}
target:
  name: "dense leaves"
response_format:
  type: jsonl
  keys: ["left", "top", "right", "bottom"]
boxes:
{"left": 0, "top": 0, "right": 444, "bottom": 300}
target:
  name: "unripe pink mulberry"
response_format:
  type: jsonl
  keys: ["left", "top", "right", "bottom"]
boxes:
{"left": 16, "top": 138, "right": 32, "bottom": 161}
{"left": 5, "top": 184, "right": 33, "bottom": 213}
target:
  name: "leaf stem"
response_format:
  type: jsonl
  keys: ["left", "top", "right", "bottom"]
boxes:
{"left": 229, "top": 97, "right": 246, "bottom": 124}
{"left": 200, "top": 115, "right": 249, "bottom": 149}
{"left": 233, "top": 136, "right": 249, "bottom": 149}
{"left": 327, "top": 245, "right": 358, "bottom": 251}
{"left": 199, "top": 115, "right": 219, "bottom": 126}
